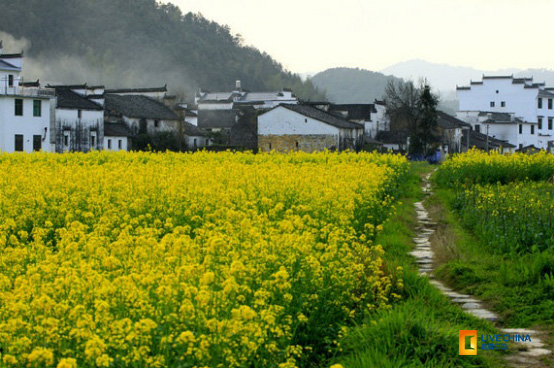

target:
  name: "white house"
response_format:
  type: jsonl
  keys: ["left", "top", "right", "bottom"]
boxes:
{"left": 105, "top": 94, "right": 180, "bottom": 136}
{"left": 104, "top": 122, "right": 130, "bottom": 151}
{"left": 258, "top": 104, "right": 363, "bottom": 152}
{"left": 457, "top": 75, "right": 554, "bottom": 149}
{"left": 0, "top": 43, "right": 55, "bottom": 152}
{"left": 47, "top": 85, "right": 105, "bottom": 152}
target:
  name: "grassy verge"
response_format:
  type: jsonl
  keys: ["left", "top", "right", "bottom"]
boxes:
{"left": 330, "top": 163, "right": 504, "bottom": 367}
{"left": 429, "top": 187, "right": 554, "bottom": 365}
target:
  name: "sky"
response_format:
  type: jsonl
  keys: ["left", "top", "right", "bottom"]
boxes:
{"left": 172, "top": 0, "right": 554, "bottom": 75}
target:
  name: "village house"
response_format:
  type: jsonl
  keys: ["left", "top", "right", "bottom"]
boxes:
{"left": 46, "top": 84, "right": 105, "bottom": 152}
{"left": 457, "top": 75, "right": 554, "bottom": 150}
{"left": 0, "top": 42, "right": 55, "bottom": 152}
{"left": 104, "top": 93, "right": 180, "bottom": 150}
{"left": 258, "top": 104, "right": 363, "bottom": 152}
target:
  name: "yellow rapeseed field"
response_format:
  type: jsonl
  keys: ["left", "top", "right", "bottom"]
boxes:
{"left": 0, "top": 151, "right": 408, "bottom": 368}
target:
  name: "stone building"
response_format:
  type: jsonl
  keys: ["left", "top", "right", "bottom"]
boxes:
{"left": 258, "top": 104, "right": 363, "bottom": 152}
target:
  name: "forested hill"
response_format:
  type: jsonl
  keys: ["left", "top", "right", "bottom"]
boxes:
{"left": 311, "top": 67, "right": 403, "bottom": 104}
{"left": 0, "top": 0, "right": 325, "bottom": 101}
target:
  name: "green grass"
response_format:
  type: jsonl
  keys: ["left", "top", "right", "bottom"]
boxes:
{"left": 431, "top": 187, "right": 554, "bottom": 329}
{"left": 329, "top": 163, "right": 505, "bottom": 367}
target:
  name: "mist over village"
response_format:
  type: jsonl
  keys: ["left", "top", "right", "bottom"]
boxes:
{"left": 0, "top": 1, "right": 553, "bottom": 367}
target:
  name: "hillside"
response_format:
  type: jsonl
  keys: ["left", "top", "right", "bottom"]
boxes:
{"left": 311, "top": 67, "right": 403, "bottom": 104}
{"left": 0, "top": 0, "right": 325, "bottom": 101}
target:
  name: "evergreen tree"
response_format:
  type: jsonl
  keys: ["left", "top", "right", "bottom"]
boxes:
{"left": 412, "top": 82, "right": 439, "bottom": 156}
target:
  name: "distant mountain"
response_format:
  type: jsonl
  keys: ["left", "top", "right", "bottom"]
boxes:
{"left": 381, "top": 59, "right": 554, "bottom": 92}
{"left": 310, "top": 67, "right": 404, "bottom": 104}
{"left": 0, "top": 0, "right": 325, "bottom": 101}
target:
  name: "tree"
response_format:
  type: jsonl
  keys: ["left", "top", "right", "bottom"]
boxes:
{"left": 383, "top": 79, "right": 440, "bottom": 156}
{"left": 413, "top": 83, "right": 439, "bottom": 156}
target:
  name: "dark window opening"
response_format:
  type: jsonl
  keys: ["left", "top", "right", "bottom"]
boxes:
{"left": 8, "top": 75, "right": 14, "bottom": 87}
{"left": 14, "top": 134, "right": 23, "bottom": 151}
{"left": 549, "top": 99, "right": 553, "bottom": 110}
{"left": 519, "top": 124, "right": 523, "bottom": 134}
{"left": 490, "top": 101, "right": 495, "bottom": 107}
{"left": 33, "top": 100, "right": 41, "bottom": 117}
{"left": 78, "top": 110, "right": 82, "bottom": 119}
{"left": 531, "top": 125, "right": 535, "bottom": 134}
{"left": 538, "top": 98, "right": 543, "bottom": 109}
{"left": 501, "top": 101, "right": 506, "bottom": 107}
{"left": 118, "top": 140, "right": 122, "bottom": 149}
{"left": 538, "top": 118, "right": 543, "bottom": 129}
{"left": 91, "top": 134, "right": 96, "bottom": 147}
{"left": 107, "top": 139, "right": 112, "bottom": 149}
{"left": 295, "top": 141, "right": 299, "bottom": 150}
{"left": 33, "top": 135, "right": 42, "bottom": 151}
{"left": 14, "top": 99, "right": 23, "bottom": 116}
{"left": 64, "top": 134, "right": 69, "bottom": 147}
{"left": 549, "top": 118, "right": 553, "bottom": 130}
{"left": 474, "top": 124, "right": 480, "bottom": 133}
{"left": 154, "top": 120, "right": 160, "bottom": 128}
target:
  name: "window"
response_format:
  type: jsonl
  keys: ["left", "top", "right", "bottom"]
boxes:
{"left": 14, "top": 99, "right": 23, "bottom": 116}
{"left": 90, "top": 131, "right": 97, "bottom": 148}
{"left": 33, "top": 100, "right": 42, "bottom": 117}
{"left": 77, "top": 110, "right": 82, "bottom": 119}
{"left": 501, "top": 101, "right": 506, "bottom": 107}
{"left": 33, "top": 135, "right": 42, "bottom": 151}
{"left": 304, "top": 118, "right": 308, "bottom": 123}
{"left": 295, "top": 141, "right": 299, "bottom": 150}
{"left": 269, "top": 143, "right": 272, "bottom": 150}
{"left": 8, "top": 75, "right": 13, "bottom": 87}
{"left": 154, "top": 120, "right": 160, "bottom": 128}
{"left": 519, "top": 124, "right": 523, "bottom": 134}
{"left": 538, "top": 117, "right": 543, "bottom": 129}
{"left": 64, "top": 133, "right": 70, "bottom": 147}
{"left": 549, "top": 118, "right": 553, "bottom": 130}
{"left": 14, "top": 135, "right": 23, "bottom": 151}
{"left": 107, "top": 139, "right": 112, "bottom": 149}
{"left": 474, "top": 124, "right": 480, "bottom": 133}
{"left": 118, "top": 140, "right": 122, "bottom": 149}
{"left": 490, "top": 101, "right": 495, "bottom": 108}
{"left": 549, "top": 99, "right": 553, "bottom": 110}
{"left": 193, "top": 138, "right": 197, "bottom": 149}
{"left": 531, "top": 125, "right": 535, "bottom": 134}
{"left": 538, "top": 98, "right": 543, "bottom": 109}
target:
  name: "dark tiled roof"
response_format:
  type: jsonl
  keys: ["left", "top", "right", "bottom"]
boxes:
{"left": 198, "top": 109, "right": 236, "bottom": 128}
{"left": 47, "top": 84, "right": 88, "bottom": 89}
{"left": 105, "top": 94, "right": 179, "bottom": 120}
{"left": 437, "top": 111, "right": 471, "bottom": 129}
{"left": 482, "top": 75, "right": 513, "bottom": 79}
{"left": 538, "top": 90, "right": 554, "bottom": 98}
{"left": 463, "top": 129, "right": 516, "bottom": 149}
{"left": 20, "top": 80, "right": 40, "bottom": 87}
{"left": 374, "top": 99, "right": 386, "bottom": 106}
{"left": 328, "top": 104, "right": 376, "bottom": 121}
{"left": 183, "top": 122, "right": 208, "bottom": 137}
{"left": 0, "top": 53, "right": 23, "bottom": 58}
{"left": 456, "top": 86, "right": 471, "bottom": 90}
{"left": 54, "top": 87, "right": 103, "bottom": 110}
{"left": 477, "top": 111, "right": 512, "bottom": 122}
{"left": 277, "top": 104, "right": 363, "bottom": 130}
{"left": 105, "top": 85, "right": 167, "bottom": 94}
{"left": 516, "top": 145, "right": 542, "bottom": 153}
{"left": 88, "top": 94, "right": 105, "bottom": 99}
{"left": 375, "top": 130, "right": 410, "bottom": 145}
{"left": 104, "top": 122, "right": 131, "bottom": 137}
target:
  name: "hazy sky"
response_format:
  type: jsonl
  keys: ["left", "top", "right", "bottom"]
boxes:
{"left": 172, "top": 0, "right": 554, "bottom": 74}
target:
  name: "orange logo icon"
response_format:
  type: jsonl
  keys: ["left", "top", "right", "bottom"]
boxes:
{"left": 459, "top": 330, "right": 477, "bottom": 355}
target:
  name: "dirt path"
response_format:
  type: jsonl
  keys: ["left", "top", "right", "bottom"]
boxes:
{"left": 411, "top": 173, "right": 551, "bottom": 367}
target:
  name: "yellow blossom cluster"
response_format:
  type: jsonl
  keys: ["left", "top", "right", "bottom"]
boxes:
{"left": 0, "top": 150, "right": 408, "bottom": 367}
{"left": 435, "top": 149, "right": 554, "bottom": 187}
